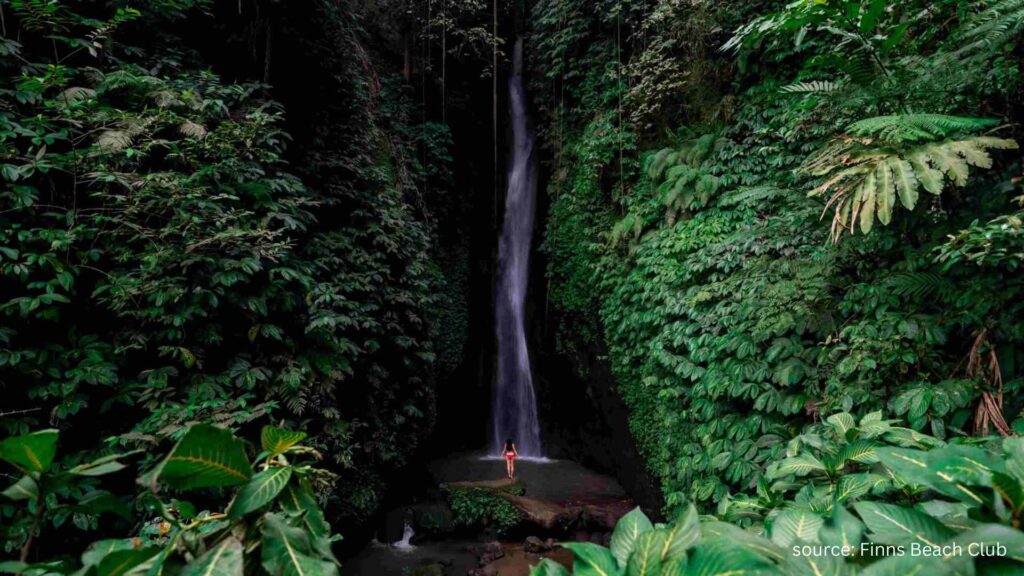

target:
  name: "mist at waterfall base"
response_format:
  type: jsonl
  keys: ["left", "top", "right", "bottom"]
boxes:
{"left": 490, "top": 38, "right": 547, "bottom": 462}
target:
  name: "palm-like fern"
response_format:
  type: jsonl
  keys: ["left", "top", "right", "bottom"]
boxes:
{"left": 957, "top": 0, "right": 1024, "bottom": 58}
{"left": 802, "top": 114, "right": 1017, "bottom": 241}
{"left": 846, "top": 115, "right": 1001, "bottom": 143}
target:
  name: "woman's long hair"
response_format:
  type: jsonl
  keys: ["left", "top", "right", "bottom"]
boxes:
{"left": 504, "top": 438, "right": 514, "bottom": 453}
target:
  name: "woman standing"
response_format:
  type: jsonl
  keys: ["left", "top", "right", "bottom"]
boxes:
{"left": 503, "top": 438, "right": 518, "bottom": 479}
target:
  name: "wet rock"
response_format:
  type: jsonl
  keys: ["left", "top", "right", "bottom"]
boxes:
{"left": 524, "top": 536, "right": 554, "bottom": 553}
{"left": 468, "top": 567, "right": 497, "bottom": 576}
{"left": 478, "top": 541, "right": 504, "bottom": 565}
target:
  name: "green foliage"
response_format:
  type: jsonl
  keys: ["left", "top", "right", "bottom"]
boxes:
{"left": 1, "top": 0, "right": 457, "bottom": 537}
{"left": 0, "top": 425, "right": 340, "bottom": 575}
{"left": 443, "top": 486, "right": 523, "bottom": 535}
{"left": 533, "top": 436, "right": 1024, "bottom": 575}
{"left": 803, "top": 116, "right": 1017, "bottom": 240}
{"left": 531, "top": 0, "right": 1024, "bottom": 524}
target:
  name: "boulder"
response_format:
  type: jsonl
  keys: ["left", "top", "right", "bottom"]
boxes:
{"left": 524, "top": 536, "right": 554, "bottom": 554}
{"left": 478, "top": 541, "right": 504, "bottom": 565}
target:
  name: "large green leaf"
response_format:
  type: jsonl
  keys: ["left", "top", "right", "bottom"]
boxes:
{"left": 261, "top": 512, "right": 339, "bottom": 576}
{"left": 769, "top": 454, "right": 826, "bottom": 479}
{"left": 180, "top": 537, "right": 243, "bottom": 576}
{"left": 878, "top": 446, "right": 1000, "bottom": 507}
{"left": 770, "top": 509, "right": 823, "bottom": 547}
{"left": 81, "top": 540, "right": 136, "bottom": 568}
{"left": 0, "top": 430, "right": 58, "bottom": 473}
{"left": 530, "top": 559, "right": 570, "bottom": 576}
{"left": 228, "top": 466, "right": 291, "bottom": 519}
{"left": 261, "top": 426, "right": 307, "bottom": 457}
{"left": 782, "top": 551, "right": 849, "bottom": 576}
{"left": 854, "top": 502, "right": 954, "bottom": 547}
{"left": 626, "top": 530, "right": 666, "bottom": 576}
{"left": 610, "top": 507, "right": 654, "bottom": 568}
{"left": 833, "top": 473, "right": 873, "bottom": 504}
{"left": 1, "top": 475, "right": 38, "bottom": 501}
{"left": 70, "top": 451, "right": 140, "bottom": 477}
{"left": 660, "top": 505, "right": 700, "bottom": 562}
{"left": 97, "top": 547, "right": 160, "bottom": 576}
{"left": 280, "top": 478, "right": 336, "bottom": 561}
{"left": 826, "top": 413, "right": 856, "bottom": 437}
{"left": 859, "top": 522, "right": 1024, "bottom": 576}
{"left": 701, "top": 521, "right": 786, "bottom": 563}
{"left": 562, "top": 542, "right": 623, "bottom": 576}
{"left": 155, "top": 424, "right": 253, "bottom": 490}
{"left": 682, "top": 540, "right": 775, "bottom": 576}
{"left": 818, "top": 506, "right": 864, "bottom": 549}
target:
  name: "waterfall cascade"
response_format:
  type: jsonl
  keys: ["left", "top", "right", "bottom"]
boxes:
{"left": 491, "top": 38, "right": 543, "bottom": 458}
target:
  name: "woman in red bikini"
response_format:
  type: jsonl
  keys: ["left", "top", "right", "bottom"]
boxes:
{"left": 503, "top": 438, "right": 518, "bottom": 479}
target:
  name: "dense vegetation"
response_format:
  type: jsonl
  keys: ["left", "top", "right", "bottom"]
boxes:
{"left": 535, "top": 422, "right": 1024, "bottom": 574}
{"left": 532, "top": 0, "right": 1024, "bottom": 513}
{"left": 6, "top": 0, "right": 1024, "bottom": 574}
{"left": 0, "top": 0, "right": 481, "bottom": 569}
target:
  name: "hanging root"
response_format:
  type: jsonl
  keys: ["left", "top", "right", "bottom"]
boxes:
{"left": 968, "top": 329, "right": 1013, "bottom": 437}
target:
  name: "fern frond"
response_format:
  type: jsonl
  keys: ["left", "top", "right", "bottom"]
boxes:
{"left": 957, "top": 0, "right": 1024, "bottom": 57}
{"left": 887, "top": 272, "right": 956, "bottom": 300}
{"left": 717, "top": 186, "right": 788, "bottom": 208}
{"left": 806, "top": 134, "right": 1018, "bottom": 241}
{"left": 781, "top": 80, "right": 843, "bottom": 94}
{"left": 847, "top": 115, "right": 1001, "bottom": 143}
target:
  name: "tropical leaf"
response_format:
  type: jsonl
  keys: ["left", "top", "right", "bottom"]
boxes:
{"left": 261, "top": 512, "right": 339, "bottom": 576}
{"left": 877, "top": 446, "right": 1001, "bottom": 506}
{"left": 154, "top": 424, "right": 253, "bottom": 490}
{"left": 261, "top": 426, "right": 307, "bottom": 457}
{"left": 0, "top": 430, "right": 58, "bottom": 473}
{"left": 682, "top": 539, "right": 775, "bottom": 576}
{"left": 770, "top": 509, "right": 823, "bottom": 547}
{"left": 563, "top": 542, "right": 623, "bottom": 576}
{"left": 610, "top": 507, "right": 654, "bottom": 567}
{"left": 1, "top": 475, "right": 38, "bottom": 501}
{"left": 96, "top": 547, "right": 160, "bottom": 576}
{"left": 853, "top": 502, "right": 954, "bottom": 547}
{"left": 228, "top": 467, "right": 292, "bottom": 519}
{"left": 530, "top": 559, "right": 571, "bottom": 576}
{"left": 180, "top": 537, "right": 243, "bottom": 576}
{"left": 837, "top": 440, "right": 881, "bottom": 466}
{"left": 660, "top": 505, "right": 700, "bottom": 562}
{"left": 769, "top": 454, "right": 826, "bottom": 479}
{"left": 701, "top": 521, "right": 786, "bottom": 563}
{"left": 280, "top": 478, "right": 336, "bottom": 560}
{"left": 833, "top": 474, "right": 873, "bottom": 504}
{"left": 818, "top": 506, "right": 864, "bottom": 549}
{"left": 805, "top": 128, "right": 1017, "bottom": 241}
{"left": 626, "top": 530, "right": 666, "bottom": 576}
{"left": 826, "top": 413, "right": 856, "bottom": 437}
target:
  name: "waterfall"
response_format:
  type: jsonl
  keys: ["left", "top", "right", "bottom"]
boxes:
{"left": 491, "top": 38, "right": 543, "bottom": 458}
{"left": 392, "top": 521, "right": 415, "bottom": 551}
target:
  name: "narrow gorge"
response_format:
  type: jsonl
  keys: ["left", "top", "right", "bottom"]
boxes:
{"left": 2, "top": 2, "right": 1024, "bottom": 576}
